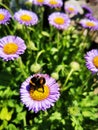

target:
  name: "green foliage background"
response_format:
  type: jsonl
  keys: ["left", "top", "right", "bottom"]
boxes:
{"left": 0, "top": 0, "right": 98, "bottom": 130}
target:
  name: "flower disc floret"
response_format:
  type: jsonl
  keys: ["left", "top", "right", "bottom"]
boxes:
{"left": 0, "top": 35, "right": 26, "bottom": 61}
{"left": 30, "top": 85, "right": 50, "bottom": 100}
{"left": 14, "top": 10, "right": 38, "bottom": 26}
{"left": 85, "top": 49, "right": 98, "bottom": 73}
{"left": 3, "top": 43, "right": 18, "bottom": 54}
{"left": 80, "top": 19, "right": 98, "bottom": 30}
{"left": 44, "top": 0, "right": 63, "bottom": 8}
{"left": 0, "top": 9, "right": 11, "bottom": 24}
{"left": 48, "top": 12, "right": 70, "bottom": 30}
{"left": 20, "top": 74, "right": 60, "bottom": 113}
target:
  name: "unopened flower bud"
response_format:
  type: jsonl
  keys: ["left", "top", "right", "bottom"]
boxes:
{"left": 51, "top": 72, "right": 59, "bottom": 80}
{"left": 30, "top": 63, "right": 41, "bottom": 73}
{"left": 70, "top": 61, "right": 80, "bottom": 71}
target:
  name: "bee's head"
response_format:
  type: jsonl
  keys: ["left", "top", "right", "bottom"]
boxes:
{"left": 30, "top": 76, "right": 39, "bottom": 83}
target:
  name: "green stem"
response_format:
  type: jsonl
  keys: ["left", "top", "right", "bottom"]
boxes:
{"left": 23, "top": 111, "right": 27, "bottom": 130}
{"left": 38, "top": 6, "right": 44, "bottom": 30}
{"left": 62, "top": 69, "right": 74, "bottom": 91}
{"left": 23, "top": 118, "right": 26, "bottom": 127}
{"left": 35, "top": 50, "right": 45, "bottom": 63}
{"left": 17, "top": 57, "right": 28, "bottom": 79}
{"left": 6, "top": 25, "right": 13, "bottom": 34}
{"left": 57, "top": 31, "right": 61, "bottom": 49}
{"left": 49, "top": 26, "right": 53, "bottom": 42}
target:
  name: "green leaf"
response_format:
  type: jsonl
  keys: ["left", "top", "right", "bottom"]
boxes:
{"left": 0, "top": 120, "right": 8, "bottom": 130}
{"left": 28, "top": 41, "right": 38, "bottom": 51}
{"left": 82, "top": 110, "right": 98, "bottom": 120}
{"left": 82, "top": 110, "right": 92, "bottom": 117}
{"left": 49, "top": 112, "right": 61, "bottom": 121}
{"left": 16, "top": 111, "right": 26, "bottom": 121}
{"left": 7, "top": 124, "right": 17, "bottom": 130}
{"left": 0, "top": 107, "right": 13, "bottom": 121}
{"left": 0, "top": 124, "right": 3, "bottom": 130}
{"left": 8, "top": 100, "right": 16, "bottom": 107}
{"left": 41, "top": 31, "right": 50, "bottom": 37}
{"left": 15, "top": 104, "right": 23, "bottom": 112}
{"left": 0, "top": 71, "right": 12, "bottom": 86}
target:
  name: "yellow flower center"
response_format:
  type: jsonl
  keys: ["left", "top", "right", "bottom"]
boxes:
{"left": 68, "top": 7, "right": 74, "bottom": 12}
{"left": 3, "top": 43, "right": 18, "bottom": 54}
{"left": 93, "top": 56, "right": 98, "bottom": 68}
{"left": 30, "top": 85, "right": 50, "bottom": 101}
{"left": 54, "top": 17, "right": 65, "bottom": 25}
{"left": 20, "top": 14, "right": 32, "bottom": 22}
{"left": 0, "top": 13, "right": 5, "bottom": 21}
{"left": 49, "top": 0, "right": 58, "bottom": 5}
{"left": 86, "top": 21, "right": 95, "bottom": 27}
{"left": 37, "top": 0, "right": 44, "bottom": 3}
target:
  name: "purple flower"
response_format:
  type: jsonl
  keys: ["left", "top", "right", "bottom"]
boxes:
{"left": 14, "top": 9, "right": 38, "bottom": 26}
{"left": 85, "top": 49, "right": 98, "bottom": 73}
{"left": 0, "top": 35, "right": 26, "bottom": 61}
{"left": 64, "top": 0, "right": 84, "bottom": 14}
{"left": 80, "top": 19, "right": 98, "bottom": 30}
{"left": 85, "top": 13, "right": 97, "bottom": 21}
{"left": 20, "top": 73, "right": 60, "bottom": 113}
{"left": 33, "top": 0, "right": 45, "bottom": 6}
{"left": 0, "top": 8, "right": 11, "bottom": 24}
{"left": 82, "top": 5, "right": 93, "bottom": 14}
{"left": 44, "top": 0, "right": 63, "bottom": 8}
{"left": 64, "top": 4, "right": 78, "bottom": 15}
{"left": 48, "top": 12, "right": 70, "bottom": 30}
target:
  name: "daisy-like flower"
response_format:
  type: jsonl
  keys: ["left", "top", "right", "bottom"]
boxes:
{"left": 85, "top": 13, "right": 97, "bottom": 21}
{"left": 64, "top": 0, "right": 84, "bottom": 14}
{"left": 85, "top": 13, "right": 93, "bottom": 19}
{"left": 80, "top": 19, "right": 98, "bottom": 30}
{"left": 14, "top": 9, "right": 38, "bottom": 26}
{"left": 20, "top": 73, "right": 60, "bottom": 113}
{"left": 64, "top": 4, "right": 78, "bottom": 15}
{"left": 0, "top": 35, "right": 26, "bottom": 61}
{"left": 48, "top": 12, "right": 70, "bottom": 30}
{"left": 85, "top": 49, "right": 98, "bottom": 74}
{"left": 82, "top": 5, "right": 92, "bottom": 14}
{"left": 44, "top": 0, "right": 63, "bottom": 8}
{"left": 33, "top": 0, "right": 45, "bottom": 6}
{"left": 0, "top": 8, "right": 11, "bottom": 24}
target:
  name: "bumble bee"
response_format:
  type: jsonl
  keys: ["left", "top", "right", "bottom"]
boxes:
{"left": 29, "top": 76, "right": 46, "bottom": 92}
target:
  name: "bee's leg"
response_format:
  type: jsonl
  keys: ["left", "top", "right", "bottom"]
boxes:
{"left": 33, "top": 86, "right": 36, "bottom": 91}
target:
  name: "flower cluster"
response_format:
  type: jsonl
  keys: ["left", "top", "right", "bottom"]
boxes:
{"left": 0, "top": 0, "right": 98, "bottom": 114}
